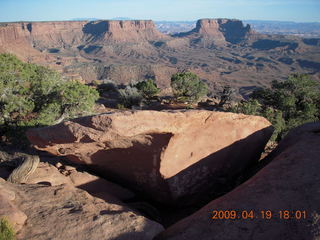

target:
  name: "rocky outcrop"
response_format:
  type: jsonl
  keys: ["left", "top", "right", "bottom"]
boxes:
{"left": 0, "top": 149, "right": 135, "bottom": 202}
{"left": 23, "top": 161, "right": 135, "bottom": 202}
{"left": 176, "top": 19, "right": 255, "bottom": 45}
{"left": 0, "top": 21, "right": 87, "bottom": 63}
{"left": 0, "top": 178, "right": 164, "bottom": 240}
{"left": 155, "top": 122, "right": 320, "bottom": 240}
{"left": 29, "top": 21, "right": 86, "bottom": 49}
{"left": 0, "top": 21, "right": 85, "bottom": 47}
{"left": 0, "top": 182, "right": 27, "bottom": 232}
{"left": 84, "top": 20, "right": 169, "bottom": 43}
{"left": 0, "top": 20, "right": 168, "bottom": 49}
{"left": 27, "top": 110, "right": 273, "bottom": 205}
{"left": 0, "top": 20, "right": 170, "bottom": 73}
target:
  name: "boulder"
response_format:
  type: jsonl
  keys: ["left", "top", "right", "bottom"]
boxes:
{"left": 27, "top": 110, "right": 273, "bottom": 204}
{"left": 155, "top": 122, "right": 320, "bottom": 240}
{"left": 0, "top": 179, "right": 163, "bottom": 240}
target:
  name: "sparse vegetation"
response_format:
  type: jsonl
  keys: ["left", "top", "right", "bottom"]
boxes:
{"left": 134, "top": 79, "right": 160, "bottom": 100}
{"left": 216, "top": 85, "right": 236, "bottom": 107}
{"left": 231, "top": 74, "right": 320, "bottom": 141}
{"left": 0, "top": 218, "right": 16, "bottom": 240}
{"left": 118, "top": 85, "right": 143, "bottom": 108}
{"left": 0, "top": 53, "right": 99, "bottom": 144}
{"left": 117, "top": 80, "right": 160, "bottom": 108}
{"left": 171, "top": 72, "right": 208, "bottom": 103}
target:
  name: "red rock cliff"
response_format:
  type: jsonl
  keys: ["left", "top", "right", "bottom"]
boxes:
{"left": 0, "top": 21, "right": 86, "bottom": 48}
{"left": 180, "top": 18, "right": 255, "bottom": 44}
{"left": 0, "top": 20, "right": 168, "bottom": 48}
{"left": 0, "top": 20, "right": 169, "bottom": 64}
{"left": 83, "top": 20, "right": 169, "bottom": 42}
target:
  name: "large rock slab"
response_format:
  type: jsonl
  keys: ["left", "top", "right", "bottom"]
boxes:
{"left": 27, "top": 110, "right": 273, "bottom": 204}
{"left": 155, "top": 122, "right": 320, "bottom": 240}
{"left": 0, "top": 178, "right": 163, "bottom": 240}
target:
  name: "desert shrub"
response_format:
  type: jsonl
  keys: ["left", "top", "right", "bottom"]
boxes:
{"left": 0, "top": 53, "right": 99, "bottom": 143}
{"left": 231, "top": 74, "right": 320, "bottom": 141}
{"left": 116, "top": 103, "right": 126, "bottom": 110}
{"left": 171, "top": 72, "right": 208, "bottom": 103}
{"left": 216, "top": 85, "right": 236, "bottom": 107}
{"left": 0, "top": 218, "right": 15, "bottom": 240}
{"left": 232, "top": 99, "right": 262, "bottom": 115}
{"left": 134, "top": 79, "right": 160, "bottom": 100}
{"left": 117, "top": 80, "right": 159, "bottom": 108}
{"left": 118, "top": 85, "right": 143, "bottom": 108}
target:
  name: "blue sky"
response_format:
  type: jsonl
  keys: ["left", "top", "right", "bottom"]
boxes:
{"left": 0, "top": 0, "right": 319, "bottom": 22}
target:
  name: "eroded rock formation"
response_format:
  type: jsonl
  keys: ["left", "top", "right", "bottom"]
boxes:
{"left": 1, "top": 18, "right": 318, "bottom": 92}
{"left": 0, "top": 178, "right": 164, "bottom": 240}
{"left": 155, "top": 122, "right": 320, "bottom": 240}
{"left": 27, "top": 110, "right": 273, "bottom": 205}
{"left": 176, "top": 19, "right": 255, "bottom": 45}
{"left": 84, "top": 20, "right": 169, "bottom": 42}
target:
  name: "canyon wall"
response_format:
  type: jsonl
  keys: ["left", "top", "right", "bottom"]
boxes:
{"left": 0, "top": 20, "right": 169, "bottom": 49}
{"left": 0, "top": 19, "right": 318, "bottom": 92}
{"left": 175, "top": 19, "right": 255, "bottom": 44}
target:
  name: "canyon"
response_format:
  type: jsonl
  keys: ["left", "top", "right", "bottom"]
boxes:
{"left": 0, "top": 19, "right": 319, "bottom": 96}
{"left": 1, "top": 18, "right": 320, "bottom": 239}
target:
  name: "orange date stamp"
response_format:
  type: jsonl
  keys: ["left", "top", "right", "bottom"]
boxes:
{"left": 211, "top": 210, "right": 308, "bottom": 220}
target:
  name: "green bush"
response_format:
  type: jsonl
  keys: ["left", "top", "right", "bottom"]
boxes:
{"left": 231, "top": 74, "right": 320, "bottom": 141}
{"left": 0, "top": 54, "right": 99, "bottom": 143}
{"left": 134, "top": 79, "right": 160, "bottom": 100}
{"left": 117, "top": 80, "right": 159, "bottom": 108}
{"left": 0, "top": 218, "right": 15, "bottom": 240}
{"left": 171, "top": 72, "right": 208, "bottom": 103}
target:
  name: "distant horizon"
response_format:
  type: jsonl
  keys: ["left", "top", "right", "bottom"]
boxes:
{"left": 0, "top": 18, "right": 320, "bottom": 24}
{"left": 0, "top": 0, "right": 319, "bottom": 23}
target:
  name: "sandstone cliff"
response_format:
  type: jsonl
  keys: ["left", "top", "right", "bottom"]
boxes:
{"left": 0, "top": 21, "right": 86, "bottom": 49}
{"left": 175, "top": 19, "right": 255, "bottom": 45}
{"left": 84, "top": 20, "right": 169, "bottom": 43}
{"left": 0, "top": 20, "right": 168, "bottom": 49}
{"left": 0, "top": 20, "right": 171, "bottom": 76}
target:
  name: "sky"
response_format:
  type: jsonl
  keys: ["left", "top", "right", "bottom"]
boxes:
{"left": 0, "top": 0, "right": 319, "bottom": 23}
